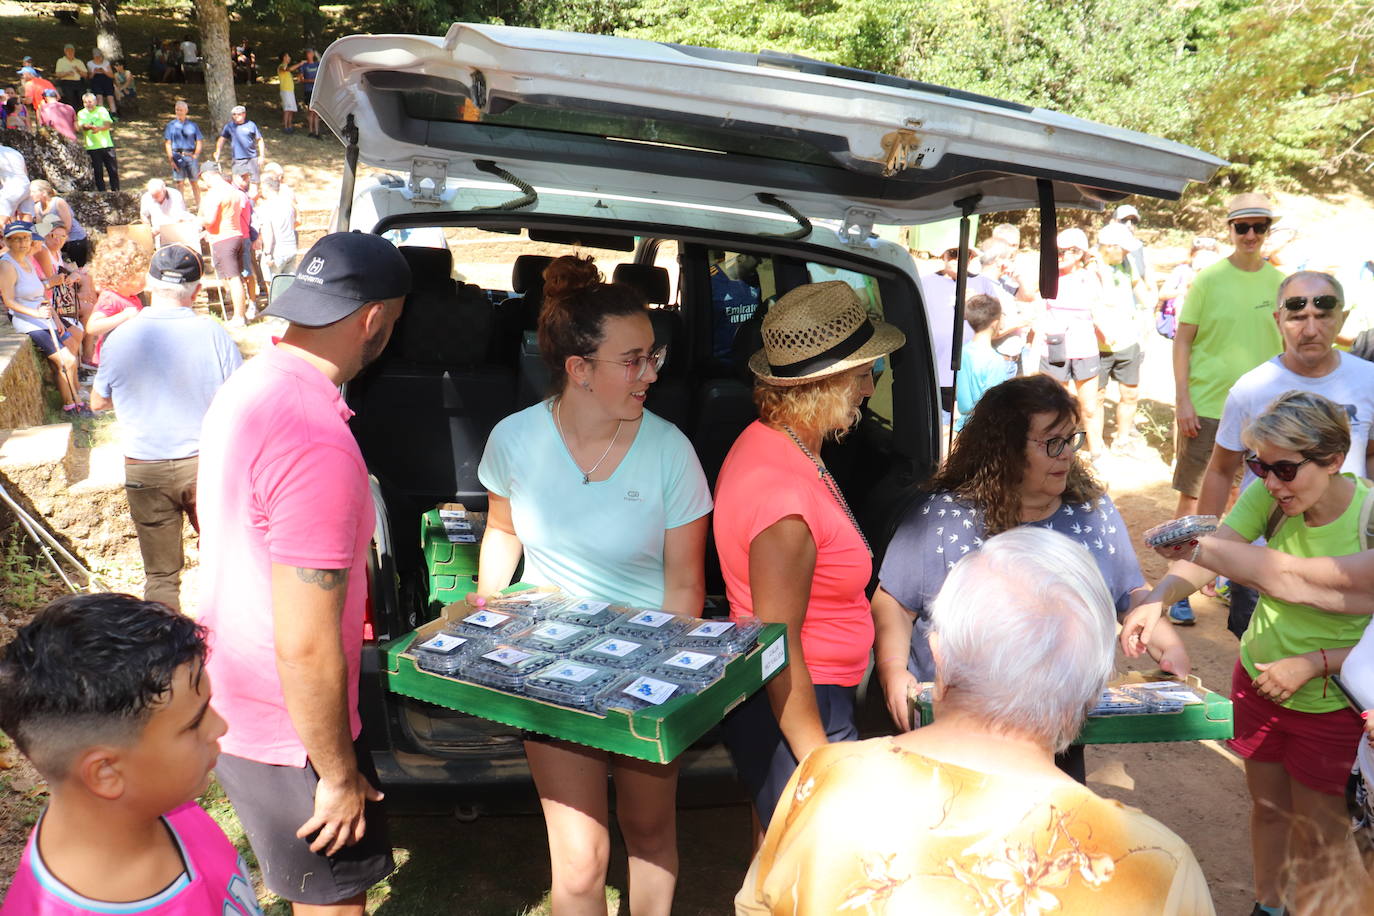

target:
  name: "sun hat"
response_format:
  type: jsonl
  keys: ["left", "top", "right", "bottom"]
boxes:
{"left": 1097, "top": 222, "right": 1135, "bottom": 249}
{"left": 147, "top": 244, "right": 203, "bottom": 285}
{"left": 17, "top": 67, "right": 37, "bottom": 78}
{"left": 263, "top": 232, "right": 413, "bottom": 327}
{"left": 199, "top": 160, "right": 221, "bottom": 174}
{"left": 748, "top": 281, "right": 905, "bottom": 386}
{"left": 1056, "top": 227, "right": 1090, "bottom": 251}
{"left": 1226, "top": 192, "right": 1278, "bottom": 222}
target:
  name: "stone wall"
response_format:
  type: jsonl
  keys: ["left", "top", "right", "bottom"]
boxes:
{"left": 0, "top": 325, "right": 45, "bottom": 431}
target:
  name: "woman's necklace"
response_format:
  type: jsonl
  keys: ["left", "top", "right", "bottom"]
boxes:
{"left": 1019, "top": 493, "right": 1062, "bottom": 523}
{"left": 780, "top": 423, "right": 872, "bottom": 557}
{"left": 554, "top": 398, "right": 623, "bottom": 485}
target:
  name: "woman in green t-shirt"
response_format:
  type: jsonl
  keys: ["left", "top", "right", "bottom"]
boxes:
{"left": 1123, "top": 389, "right": 1369, "bottom": 915}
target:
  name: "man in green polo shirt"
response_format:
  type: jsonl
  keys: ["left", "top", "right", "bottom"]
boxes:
{"left": 75, "top": 92, "right": 118, "bottom": 191}
{"left": 1168, "top": 191, "right": 1283, "bottom": 624}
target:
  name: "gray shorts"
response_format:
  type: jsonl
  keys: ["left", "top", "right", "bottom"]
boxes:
{"left": 214, "top": 738, "right": 393, "bottom": 905}
{"left": 231, "top": 156, "right": 261, "bottom": 183}
{"left": 1172, "top": 414, "right": 1220, "bottom": 498}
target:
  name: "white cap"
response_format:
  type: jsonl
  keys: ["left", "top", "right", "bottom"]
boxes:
{"left": 1113, "top": 204, "right": 1140, "bottom": 220}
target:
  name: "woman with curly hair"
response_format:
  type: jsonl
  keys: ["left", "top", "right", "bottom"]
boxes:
{"left": 871, "top": 374, "right": 1189, "bottom": 778}
{"left": 476, "top": 254, "right": 712, "bottom": 915}
{"left": 713, "top": 280, "right": 905, "bottom": 831}
{"left": 85, "top": 236, "right": 148, "bottom": 365}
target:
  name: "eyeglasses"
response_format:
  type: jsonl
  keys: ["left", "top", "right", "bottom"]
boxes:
{"left": 1231, "top": 221, "right": 1271, "bottom": 236}
{"left": 1281, "top": 295, "right": 1340, "bottom": 312}
{"left": 1244, "top": 454, "right": 1313, "bottom": 482}
{"left": 583, "top": 344, "right": 668, "bottom": 381}
{"left": 1029, "top": 430, "right": 1087, "bottom": 457}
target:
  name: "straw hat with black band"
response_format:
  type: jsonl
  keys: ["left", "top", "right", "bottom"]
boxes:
{"left": 749, "top": 281, "right": 906, "bottom": 386}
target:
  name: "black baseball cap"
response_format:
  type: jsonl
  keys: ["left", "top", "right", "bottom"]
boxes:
{"left": 263, "top": 232, "right": 412, "bottom": 327}
{"left": 148, "top": 244, "right": 203, "bottom": 284}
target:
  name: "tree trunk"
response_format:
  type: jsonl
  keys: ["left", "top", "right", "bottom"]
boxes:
{"left": 91, "top": 0, "right": 122, "bottom": 61}
{"left": 195, "top": 0, "right": 237, "bottom": 135}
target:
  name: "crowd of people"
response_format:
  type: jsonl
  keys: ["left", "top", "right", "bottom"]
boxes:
{"left": 0, "top": 206, "right": 1372, "bottom": 915}
{"left": 3, "top": 41, "right": 1374, "bottom": 911}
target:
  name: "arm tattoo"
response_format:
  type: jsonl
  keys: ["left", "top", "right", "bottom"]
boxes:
{"left": 294, "top": 567, "right": 349, "bottom": 591}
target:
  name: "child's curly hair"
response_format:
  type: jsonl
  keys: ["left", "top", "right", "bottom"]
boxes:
{"left": 90, "top": 237, "right": 148, "bottom": 293}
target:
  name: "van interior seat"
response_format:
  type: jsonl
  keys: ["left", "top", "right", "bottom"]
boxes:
{"left": 612, "top": 263, "right": 672, "bottom": 306}
{"left": 491, "top": 254, "right": 555, "bottom": 366}
{"left": 392, "top": 246, "right": 492, "bottom": 368}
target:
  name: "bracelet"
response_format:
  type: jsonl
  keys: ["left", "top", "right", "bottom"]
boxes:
{"left": 1188, "top": 540, "right": 1202, "bottom": 564}
{"left": 1321, "top": 647, "right": 1329, "bottom": 697}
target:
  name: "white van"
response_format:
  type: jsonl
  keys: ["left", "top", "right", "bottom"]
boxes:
{"left": 306, "top": 23, "right": 1222, "bottom": 813}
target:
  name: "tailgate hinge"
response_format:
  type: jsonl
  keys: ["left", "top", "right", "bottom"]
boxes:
{"left": 408, "top": 157, "right": 450, "bottom": 206}
{"left": 838, "top": 207, "right": 879, "bottom": 247}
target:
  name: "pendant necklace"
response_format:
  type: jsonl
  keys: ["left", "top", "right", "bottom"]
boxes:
{"left": 780, "top": 423, "right": 872, "bottom": 557}
{"left": 555, "top": 398, "right": 623, "bottom": 485}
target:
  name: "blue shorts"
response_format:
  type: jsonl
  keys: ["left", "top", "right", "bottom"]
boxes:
{"left": 170, "top": 152, "right": 200, "bottom": 182}
{"left": 721, "top": 682, "right": 858, "bottom": 829}
{"left": 23, "top": 320, "right": 73, "bottom": 358}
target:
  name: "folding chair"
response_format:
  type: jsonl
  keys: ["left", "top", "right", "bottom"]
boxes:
{"left": 155, "top": 220, "right": 229, "bottom": 320}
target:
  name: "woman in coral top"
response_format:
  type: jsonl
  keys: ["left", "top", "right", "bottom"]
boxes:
{"left": 713, "top": 280, "right": 905, "bottom": 831}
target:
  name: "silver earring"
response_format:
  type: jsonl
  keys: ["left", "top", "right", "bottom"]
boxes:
{"left": 581, "top": 380, "right": 591, "bottom": 391}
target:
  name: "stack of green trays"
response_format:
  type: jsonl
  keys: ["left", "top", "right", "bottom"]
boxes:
{"left": 420, "top": 508, "right": 480, "bottom": 610}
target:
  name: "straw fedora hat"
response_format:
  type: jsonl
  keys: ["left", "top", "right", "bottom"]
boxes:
{"left": 749, "top": 281, "right": 906, "bottom": 386}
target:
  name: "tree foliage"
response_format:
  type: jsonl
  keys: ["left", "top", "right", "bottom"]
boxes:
{"left": 225, "top": 0, "right": 1374, "bottom": 192}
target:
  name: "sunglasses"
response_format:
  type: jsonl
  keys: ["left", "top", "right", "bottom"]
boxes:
{"left": 1030, "top": 430, "right": 1087, "bottom": 458}
{"left": 1120, "top": 216, "right": 1139, "bottom": 225}
{"left": 1230, "top": 221, "right": 1270, "bottom": 236}
{"left": 1244, "top": 454, "right": 1312, "bottom": 482}
{"left": 1057, "top": 247, "right": 1082, "bottom": 256}
{"left": 1281, "top": 295, "right": 1340, "bottom": 312}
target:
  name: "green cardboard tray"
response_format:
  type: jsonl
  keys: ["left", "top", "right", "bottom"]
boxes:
{"left": 916, "top": 676, "right": 1233, "bottom": 745}
{"left": 420, "top": 508, "right": 480, "bottom": 608}
{"left": 382, "top": 619, "right": 788, "bottom": 764}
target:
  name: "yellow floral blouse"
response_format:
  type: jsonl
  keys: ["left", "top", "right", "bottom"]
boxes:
{"left": 736, "top": 738, "right": 1214, "bottom": 916}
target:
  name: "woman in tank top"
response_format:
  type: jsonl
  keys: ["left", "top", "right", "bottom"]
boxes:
{"left": 0, "top": 222, "right": 85, "bottom": 413}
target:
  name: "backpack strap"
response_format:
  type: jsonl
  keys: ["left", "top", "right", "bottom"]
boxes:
{"left": 1263, "top": 503, "right": 1285, "bottom": 542}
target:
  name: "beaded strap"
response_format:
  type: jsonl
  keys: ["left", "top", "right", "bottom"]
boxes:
{"left": 780, "top": 424, "right": 873, "bottom": 558}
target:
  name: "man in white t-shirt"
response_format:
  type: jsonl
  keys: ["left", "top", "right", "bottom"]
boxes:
{"left": 1198, "top": 269, "right": 1374, "bottom": 635}
{"left": 139, "top": 178, "right": 191, "bottom": 241}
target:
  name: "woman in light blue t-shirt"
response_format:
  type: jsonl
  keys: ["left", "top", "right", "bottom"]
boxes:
{"left": 477, "top": 254, "right": 711, "bottom": 916}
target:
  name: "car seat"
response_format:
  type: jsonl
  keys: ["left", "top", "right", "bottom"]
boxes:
{"left": 389, "top": 246, "right": 492, "bottom": 368}
{"left": 490, "top": 254, "right": 554, "bottom": 366}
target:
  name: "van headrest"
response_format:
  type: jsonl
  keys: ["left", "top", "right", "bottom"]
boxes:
{"left": 512, "top": 255, "right": 555, "bottom": 294}
{"left": 399, "top": 246, "right": 453, "bottom": 288}
{"left": 613, "top": 264, "right": 671, "bottom": 305}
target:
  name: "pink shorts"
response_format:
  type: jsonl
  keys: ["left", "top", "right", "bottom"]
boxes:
{"left": 1228, "top": 659, "right": 1362, "bottom": 795}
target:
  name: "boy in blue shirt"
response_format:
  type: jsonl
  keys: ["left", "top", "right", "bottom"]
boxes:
{"left": 0, "top": 593, "right": 263, "bottom": 915}
{"left": 954, "top": 293, "right": 1012, "bottom": 430}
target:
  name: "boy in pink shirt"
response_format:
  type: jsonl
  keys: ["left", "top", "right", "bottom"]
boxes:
{"left": 0, "top": 593, "right": 263, "bottom": 915}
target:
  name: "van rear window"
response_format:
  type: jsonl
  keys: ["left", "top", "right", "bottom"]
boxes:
{"left": 397, "top": 88, "right": 838, "bottom": 169}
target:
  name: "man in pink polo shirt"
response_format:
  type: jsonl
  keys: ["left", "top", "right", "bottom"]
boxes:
{"left": 196, "top": 232, "right": 410, "bottom": 915}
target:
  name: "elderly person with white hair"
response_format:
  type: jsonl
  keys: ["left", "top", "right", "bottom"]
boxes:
{"left": 138, "top": 178, "right": 190, "bottom": 241}
{"left": 737, "top": 527, "right": 1215, "bottom": 916}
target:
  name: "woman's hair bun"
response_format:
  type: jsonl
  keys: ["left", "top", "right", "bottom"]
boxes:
{"left": 543, "top": 255, "right": 602, "bottom": 305}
